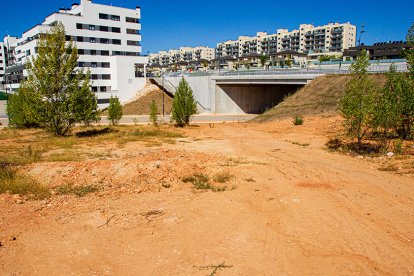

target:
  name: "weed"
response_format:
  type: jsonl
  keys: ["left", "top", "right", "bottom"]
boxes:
{"left": 393, "top": 139, "right": 403, "bottom": 155}
{"left": 378, "top": 164, "right": 399, "bottom": 172}
{"left": 0, "top": 163, "right": 50, "bottom": 200}
{"left": 194, "top": 262, "right": 233, "bottom": 276}
{"left": 213, "top": 171, "right": 233, "bottom": 183}
{"left": 293, "top": 115, "right": 304, "bottom": 126}
{"left": 182, "top": 173, "right": 228, "bottom": 192}
{"left": 56, "top": 184, "right": 99, "bottom": 197}
{"left": 290, "top": 141, "right": 310, "bottom": 147}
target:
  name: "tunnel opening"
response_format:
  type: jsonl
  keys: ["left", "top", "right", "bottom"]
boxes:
{"left": 215, "top": 84, "right": 303, "bottom": 114}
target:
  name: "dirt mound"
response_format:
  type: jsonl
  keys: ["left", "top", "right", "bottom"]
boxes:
{"left": 104, "top": 84, "right": 173, "bottom": 115}
{"left": 255, "top": 74, "right": 386, "bottom": 122}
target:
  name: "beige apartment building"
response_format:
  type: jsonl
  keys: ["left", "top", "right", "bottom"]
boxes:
{"left": 149, "top": 46, "right": 215, "bottom": 69}
{"left": 216, "top": 22, "right": 357, "bottom": 61}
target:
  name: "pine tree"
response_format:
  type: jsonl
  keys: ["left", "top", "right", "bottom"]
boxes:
{"left": 6, "top": 23, "right": 99, "bottom": 135}
{"left": 149, "top": 100, "right": 158, "bottom": 126}
{"left": 171, "top": 77, "right": 197, "bottom": 127}
{"left": 107, "top": 96, "right": 123, "bottom": 126}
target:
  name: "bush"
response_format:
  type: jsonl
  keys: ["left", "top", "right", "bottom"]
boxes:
{"left": 293, "top": 115, "right": 304, "bottom": 126}
{"left": 149, "top": 100, "right": 158, "bottom": 126}
{"left": 172, "top": 77, "right": 197, "bottom": 127}
{"left": 107, "top": 96, "right": 123, "bottom": 126}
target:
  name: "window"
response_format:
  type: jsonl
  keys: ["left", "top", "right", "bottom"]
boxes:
{"left": 65, "top": 35, "right": 71, "bottom": 41}
{"left": 91, "top": 62, "right": 97, "bottom": 68}
{"left": 97, "top": 98, "right": 110, "bottom": 104}
{"left": 101, "top": 62, "right": 110, "bottom": 68}
{"left": 112, "top": 27, "right": 121, "bottom": 33}
{"left": 112, "top": 39, "right": 121, "bottom": 45}
{"left": 100, "top": 86, "right": 107, "bottom": 92}
{"left": 92, "top": 86, "right": 98, "bottom": 92}
{"left": 90, "top": 50, "right": 96, "bottom": 55}
{"left": 126, "top": 17, "right": 139, "bottom": 23}
{"left": 101, "top": 50, "right": 109, "bottom": 56}
{"left": 89, "top": 25, "right": 96, "bottom": 31}
{"left": 102, "top": 74, "right": 111, "bottom": 80}
{"left": 76, "top": 23, "right": 83, "bottom": 29}
{"left": 78, "top": 49, "right": 85, "bottom": 55}
{"left": 91, "top": 74, "right": 98, "bottom": 80}
{"left": 90, "top": 37, "right": 96, "bottom": 43}
{"left": 26, "top": 49, "right": 31, "bottom": 56}
{"left": 111, "top": 15, "right": 120, "bottom": 21}
{"left": 126, "top": 29, "right": 139, "bottom": 35}
{"left": 99, "top": 26, "right": 109, "bottom": 32}
{"left": 99, "top": 13, "right": 108, "bottom": 20}
{"left": 100, "top": 38, "right": 109, "bottom": 44}
{"left": 127, "top": 40, "right": 139, "bottom": 46}
{"left": 77, "top": 36, "right": 83, "bottom": 42}
{"left": 78, "top": 62, "right": 85, "bottom": 67}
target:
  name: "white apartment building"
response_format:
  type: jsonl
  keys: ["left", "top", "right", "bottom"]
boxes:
{"left": 216, "top": 22, "right": 357, "bottom": 60}
{"left": 0, "top": 43, "right": 5, "bottom": 88}
{"left": 3, "top": 0, "right": 148, "bottom": 107}
{"left": 149, "top": 46, "right": 215, "bottom": 67}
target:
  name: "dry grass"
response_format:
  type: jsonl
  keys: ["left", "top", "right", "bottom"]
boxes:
{"left": 56, "top": 184, "right": 99, "bottom": 197}
{"left": 256, "top": 74, "right": 386, "bottom": 121}
{"left": 0, "top": 125, "right": 183, "bottom": 165}
{"left": 0, "top": 164, "right": 50, "bottom": 199}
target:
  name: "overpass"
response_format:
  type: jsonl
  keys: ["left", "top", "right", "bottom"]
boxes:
{"left": 150, "top": 70, "right": 325, "bottom": 114}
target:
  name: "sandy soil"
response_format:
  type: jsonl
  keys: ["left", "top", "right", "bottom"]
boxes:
{"left": 1, "top": 116, "right": 413, "bottom": 275}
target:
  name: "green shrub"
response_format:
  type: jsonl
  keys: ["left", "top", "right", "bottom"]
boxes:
{"left": 293, "top": 115, "right": 304, "bottom": 126}
{"left": 172, "top": 77, "right": 197, "bottom": 127}
{"left": 107, "top": 96, "right": 123, "bottom": 126}
{"left": 149, "top": 100, "right": 158, "bottom": 126}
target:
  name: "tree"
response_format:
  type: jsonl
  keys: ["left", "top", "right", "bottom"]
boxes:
{"left": 171, "top": 77, "right": 197, "bottom": 127}
{"left": 72, "top": 70, "right": 101, "bottom": 127}
{"left": 6, "top": 87, "right": 41, "bottom": 128}
{"left": 107, "top": 96, "right": 123, "bottom": 126}
{"left": 284, "top": 55, "right": 292, "bottom": 67}
{"left": 339, "top": 50, "right": 378, "bottom": 147}
{"left": 6, "top": 23, "right": 99, "bottom": 135}
{"left": 259, "top": 55, "right": 268, "bottom": 69}
{"left": 372, "top": 64, "right": 402, "bottom": 138}
{"left": 149, "top": 100, "right": 158, "bottom": 126}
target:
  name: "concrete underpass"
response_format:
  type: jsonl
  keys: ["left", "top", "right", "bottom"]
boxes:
{"left": 215, "top": 84, "right": 303, "bottom": 114}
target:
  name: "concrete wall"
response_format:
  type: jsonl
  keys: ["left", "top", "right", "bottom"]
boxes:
{"left": 215, "top": 84, "right": 302, "bottom": 114}
{"left": 166, "top": 75, "right": 215, "bottom": 113}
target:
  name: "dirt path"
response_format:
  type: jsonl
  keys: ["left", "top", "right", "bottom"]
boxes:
{"left": 1, "top": 117, "right": 413, "bottom": 275}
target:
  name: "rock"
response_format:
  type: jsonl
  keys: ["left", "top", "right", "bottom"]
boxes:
{"left": 387, "top": 152, "right": 395, "bottom": 157}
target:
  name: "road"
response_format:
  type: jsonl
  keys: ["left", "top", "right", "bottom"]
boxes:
{"left": 0, "top": 112, "right": 257, "bottom": 127}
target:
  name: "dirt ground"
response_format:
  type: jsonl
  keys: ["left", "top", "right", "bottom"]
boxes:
{"left": 1, "top": 116, "right": 413, "bottom": 275}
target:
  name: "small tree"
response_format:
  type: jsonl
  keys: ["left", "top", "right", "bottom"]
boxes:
{"left": 72, "top": 70, "right": 101, "bottom": 127}
{"left": 259, "top": 54, "right": 268, "bottom": 69}
{"left": 285, "top": 55, "right": 292, "bottom": 67}
{"left": 373, "top": 64, "right": 402, "bottom": 138}
{"left": 339, "top": 50, "right": 378, "bottom": 147}
{"left": 107, "top": 96, "right": 123, "bottom": 126}
{"left": 6, "top": 87, "right": 41, "bottom": 128}
{"left": 171, "top": 77, "right": 197, "bottom": 127}
{"left": 6, "top": 23, "right": 99, "bottom": 135}
{"left": 149, "top": 100, "right": 158, "bottom": 126}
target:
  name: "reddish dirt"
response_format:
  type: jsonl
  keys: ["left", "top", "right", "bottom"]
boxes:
{"left": 1, "top": 116, "right": 414, "bottom": 275}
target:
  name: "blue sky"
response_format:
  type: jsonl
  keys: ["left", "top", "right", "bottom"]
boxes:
{"left": 0, "top": 0, "right": 412, "bottom": 54}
